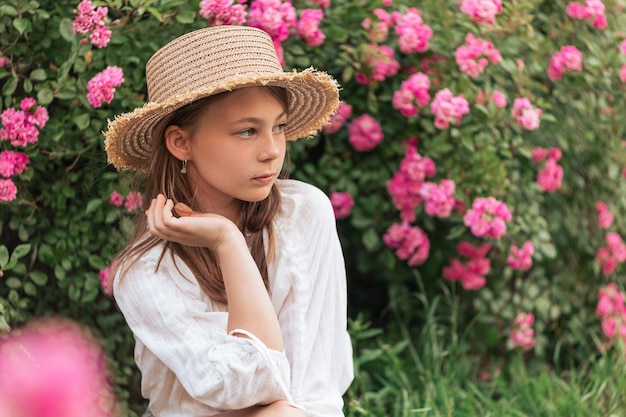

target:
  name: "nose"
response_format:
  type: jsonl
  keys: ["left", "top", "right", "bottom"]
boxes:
{"left": 258, "top": 130, "right": 284, "bottom": 162}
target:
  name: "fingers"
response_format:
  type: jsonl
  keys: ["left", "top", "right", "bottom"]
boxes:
{"left": 147, "top": 194, "right": 176, "bottom": 239}
{"left": 174, "top": 202, "right": 194, "bottom": 217}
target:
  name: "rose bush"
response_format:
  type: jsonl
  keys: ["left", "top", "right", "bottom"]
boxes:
{"left": 1, "top": 0, "right": 626, "bottom": 413}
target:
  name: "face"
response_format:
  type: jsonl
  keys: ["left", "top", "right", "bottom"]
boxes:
{"left": 179, "top": 87, "right": 287, "bottom": 216}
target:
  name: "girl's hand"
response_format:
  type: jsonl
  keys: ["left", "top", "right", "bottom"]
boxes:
{"left": 146, "top": 194, "right": 242, "bottom": 251}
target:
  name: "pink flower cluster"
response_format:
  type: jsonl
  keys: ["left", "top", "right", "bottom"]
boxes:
{"left": 72, "top": 0, "right": 112, "bottom": 49}
{"left": 0, "top": 151, "right": 29, "bottom": 179}
{"left": 476, "top": 90, "right": 507, "bottom": 108}
{"left": 442, "top": 241, "right": 491, "bottom": 290}
{"left": 110, "top": 190, "right": 143, "bottom": 211}
{"left": 248, "top": 0, "right": 296, "bottom": 62}
{"left": 323, "top": 102, "right": 353, "bottom": 133}
{"left": 383, "top": 221, "right": 430, "bottom": 266}
{"left": 595, "top": 232, "right": 626, "bottom": 275}
{"left": 507, "top": 241, "right": 535, "bottom": 271}
{"left": 430, "top": 88, "right": 470, "bottom": 129}
{"left": 596, "top": 283, "right": 626, "bottom": 348}
{"left": 0, "top": 319, "right": 117, "bottom": 417}
{"left": 386, "top": 142, "right": 436, "bottom": 222}
{"left": 566, "top": 0, "right": 607, "bottom": 29}
{"left": 347, "top": 114, "right": 384, "bottom": 151}
{"left": 460, "top": 0, "right": 502, "bottom": 25}
{"left": 512, "top": 97, "right": 542, "bottom": 130}
{"left": 199, "top": 0, "right": 248, "bottom": 26}
{"left": 508, "top": 312, "right": 536, "bottom": 350}
{"left": 547, "top": 45, "right": 583, "bottom": 81}
{"left": 330, "top": 191, "right": 355, "bottom": 219}
{"left": 361, "top": 8, "right": 392, "bottom": 42}
{"left": 87, "top": 66, "right": 124, "bottom": 108}
{"left": 454, "top": 33, "right": 502, "bottom": 77}
{"left": 355, "top": 44, "right": 399, "bottom": 85}
{"left": 392, "top": 8, "right": 433, "bottom": 54}
{"left": 621, "top": 40, "right": 626, "bottom": 83}
{"left": 0, "top": 97, "right": 49, "bottom": 147}
{"left": 419, "top": 179, "right": 456, "bottom": 218}
{"left": 392, "top": 72, "right": 431, "bottom": 117}
{"left": 0, "top": 50, "right": 8, "bottom": 68}
{"left": 463, "top": 196, "right": 512, "bottom": 239}
{"left": 297, "top": 9, "right": 325, "bottom": 47}
{"left": 99, "top": 260, "right": 118, "bottom": 295}
{"left": 596, "top": 201, "right": 614, "bottom": 229}
{"left": 531, "top": 147, "right": 563, "bottom": 193}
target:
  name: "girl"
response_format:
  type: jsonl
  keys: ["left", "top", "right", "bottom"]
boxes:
{"left": 104, "top": 26, "right": 353, "bottom": 416}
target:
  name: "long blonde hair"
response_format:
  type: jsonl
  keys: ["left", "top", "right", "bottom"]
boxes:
{"left": 113, "top": 87, "right": 289, "bottom": 304}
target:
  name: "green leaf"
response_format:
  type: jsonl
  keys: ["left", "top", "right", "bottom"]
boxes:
{"left": 59, "top": 18, "right": 75, "bottom": 42}
{"left": 361, "top": 227, "right": 380, "bottom": 251}
{"left": 0, "top": 5, "right": 18, "bottom": 16}
{"left": 175, "top": 10, "right": 196, "bottom": 24}
{"left": 13, "top": 18, "right": 30, "bottom": 34}
{"left": 11, "top": 244, "right": 31, "bottom": 261}
{"left": 37, "top": 88, "right": 54, "bottom": 105}
{"left": 147, "top": 7, "right": 163, "bottom": 22}
{"left": 86, "top": 198, "right": 102, "bottom": 214}
{"left": 23, "top": 78, "right": 33, "bottom": 93}
{"left": 23, "top": 282, "right": 37, "bottom": 296}
{"left": 5, "top": 277, "right": 22, "bottom": 289}
{"left": 29, "top": 271, "right": 48, "bottom": 286}
{"left": 30, "top": 68, "right": 47, "bottom": 81}
{"left": 75, "top": 113, "right": 91, "bottom": 130}
{"left": 2, "top": 77, "right": 18, "bottom": 96}
{"left": 0, "top": 246, "right": 8, "bottom": 268}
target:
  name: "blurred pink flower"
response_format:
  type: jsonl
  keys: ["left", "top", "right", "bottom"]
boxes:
{"left": 383, "top": 221, "right": 430, "bottom": 266}
{"left": 620, "top": 64, "right": 626, "bottom": 83}
{"left": 0, "top": 99, "right": 48, "bottom": 147}
{"left": 73, "top": 0, "right": 112, "bottom": 48}
{"left": 620, "top": 39, "right": 626, "bottom": 55}
{"left": 512, "top": 97, "right": 542, "bottom": 130}
{"left": 463, "top": 196, "right": 511, "bottom": 239}
{"left": 124, "top": 191, "right": 143, "bottom": 212}
{"left": 87, "top": 66, "right": 124, "bottom": 108}
{"left": 507, "top": 241, "right": 535, "bottom": 271}
{"left": 430, "top": 88, "right": 470, "bottom": 129}
{"left": 387, "top": 142, "right": 436, "bottom": 222}
{"left": 0, "top": 319, "right": 117, "bottom": 417}
{"left": 109, "top": 190, "right": 124, "bottom": 207}
{"left": 362, "top": 9, "right": 392, "bottom": 42}
{"left": 596, "top": 201, "right": 614, "bottom": 229}
{"left": 199, "top": 0, "right": 248, "bottom": 25}
{"left": 596, "top": 233, "right": 626, "bottom": 275}
{"left": 566, "top": 0, "right": 606, "bottom": 29}
{"left": 0, "top": 178, "right": 17, "bottom": 202}
{"left": 297, "top": 9, "right": 325, "bottom": 46}
{"left": 392, "top": 72, "right": 431, "bottom": 117}
{"left": 323, "top": 101, "right": 353, "bottom": 133}
{"left": 392, "top": 7, "right": 433, "bottom": 53}
{"left": 347, "top": 114, "right": 384, "bottom": 151}
{"left": 330, "top": 191, "right": 355, "bottom": 219}
{"left": 454, "top": 33, "right": 501, "bottom": 77}
{"left": 0, "top": 150, "right": 29, "bottom": 178}
{"left": 460, "top": 0, "right": 502, "bottom": 25}
{"left": 0, "top": 50, "right": 8, "bottom": 68}
{"left": 491, "top": 90, "right": 507, "bottom": 108}
{"left": 99, "top": 260, "right": 118, "bottom": 295}
{"left": 355, "top": 44, "right": 399, "bottom": 85}
{"left": 509, "top": 312, "right": 536, "bottom": 350}
{"left": 596, "top": 283, "right": 626, "bottom": 347}
{"left": 536, "top": 157, "right": 563, "bottom": 193}
{"left": 310, "top": 0, "right": 330, "bottom": 7}
{"left": 419, "top": 179, "right": 456, "bottom": 218}
{"left": 547, "top": 45, "right": 583, "bottom": 81}
{"left": 442, "top": 241, "right": 491, "bottom": 290}
{"left": 248, "top": 0, "right": 296, "bottom": 43}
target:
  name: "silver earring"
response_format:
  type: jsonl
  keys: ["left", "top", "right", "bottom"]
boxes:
{"left": 181, "top": 159, "right": 187, "bottom": 174}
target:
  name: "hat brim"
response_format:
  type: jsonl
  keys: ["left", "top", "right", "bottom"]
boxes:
{"left": 104, "top": 68, "right": 339, "bottom": 172}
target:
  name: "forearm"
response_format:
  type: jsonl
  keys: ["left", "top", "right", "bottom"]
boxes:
{"left": 217, "top": 230, "right": 283, "bottom": 351}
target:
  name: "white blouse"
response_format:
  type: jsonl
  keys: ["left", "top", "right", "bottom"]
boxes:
{"left": 113, "top": 179, "right": 354, "bottom": 417}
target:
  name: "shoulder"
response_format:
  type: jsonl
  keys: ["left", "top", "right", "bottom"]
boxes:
{"left": 274, "top": 179, "right": 337, "bottom": 241}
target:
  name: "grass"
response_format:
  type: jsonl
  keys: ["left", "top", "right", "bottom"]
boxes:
{"left": 344, "top": 279, "right": 626, "bottom": 417}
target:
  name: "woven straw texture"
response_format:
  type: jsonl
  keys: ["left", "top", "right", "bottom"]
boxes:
{"left": 104, "top": 25, "right": 340, "bottom": 172}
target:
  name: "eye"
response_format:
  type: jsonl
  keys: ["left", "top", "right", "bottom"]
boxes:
{"left": 273, "top": 123, "right": 287, "bottom": 134}
{"left": 238, "top": 128, "right": 256, "bottom": 138}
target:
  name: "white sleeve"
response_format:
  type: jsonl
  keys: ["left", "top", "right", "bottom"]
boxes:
{"left": 277, "top": 184, "right": 354, "bottom": 416}
{"left": 113, "top": 248, "right": 292, "bottom": 410}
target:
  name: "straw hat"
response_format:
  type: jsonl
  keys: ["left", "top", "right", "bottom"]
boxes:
{"left": 104, "top": 25, "right": 340, "bottom": 172}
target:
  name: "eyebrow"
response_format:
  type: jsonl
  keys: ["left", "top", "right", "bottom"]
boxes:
{"left": 231, "top": 111, "right": 288, "bottom": 125}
